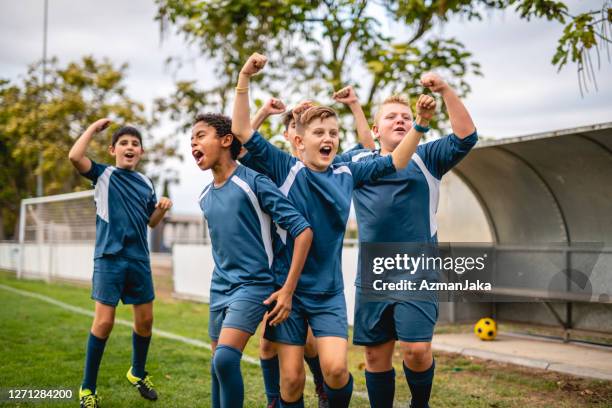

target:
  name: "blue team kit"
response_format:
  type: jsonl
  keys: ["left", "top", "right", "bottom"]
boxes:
{"left": 198, "top": 164, "right": 310, "bottom": 340}
{"left": 346, "top": 132, "right": 478, "bottom": 344}
{"left": 241, "top": 131, "right": 396, "bottom": 344}
{"left": 81, "top": 161, "right": 157, "bottom": 306}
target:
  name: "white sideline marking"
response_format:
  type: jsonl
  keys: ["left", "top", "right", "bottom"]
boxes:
{"left": 0, "top": 283, "right": 253, "bottom": 364}
{"left": 0, "top": 283, "right": 369, "bottom": 400}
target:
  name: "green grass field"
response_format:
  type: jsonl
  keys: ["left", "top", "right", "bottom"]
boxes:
{"left": 0, "top": 270, "right": 611, "bottom": 407}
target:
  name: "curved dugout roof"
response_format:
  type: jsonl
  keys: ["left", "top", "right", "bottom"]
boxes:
{"left": 452, "top": 122, "right": 612, "bottom": 244}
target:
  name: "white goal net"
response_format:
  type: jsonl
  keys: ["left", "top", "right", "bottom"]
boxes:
{"left": 17, "top": 190, "right": 96, "bottom": 281}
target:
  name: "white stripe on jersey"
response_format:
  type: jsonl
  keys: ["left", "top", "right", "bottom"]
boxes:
{"left": 279, "top": 161, "right": 305, "bottom": 196}
{"left": 198, "top": 184, "right": 212, "bottom": 203}
{"left": 276, "top": 225, "right": 287, "bottom": 244}
{"left": 94, "top": 167, "right": 116, "bottom": 223}
{"left": 412, "top": 153, "right": 440, "bottom": 238}
{"left": 332, "top": 165, "right": 352, "bottom": 175}
{"left": 351, "top": 151, "right": 374, "bottom": 162}
{"left": 136, "top": 172, "right": 154, "bottom": 191}
{"left": 230, "top": 175, "right": 274, "bottom": 268}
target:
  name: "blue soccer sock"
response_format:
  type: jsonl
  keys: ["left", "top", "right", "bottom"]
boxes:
{"left": 211, "top": 358, "right": 220, "bottom": 408}
{"left": 403, "top": 359, "right": 435, "bottom": 408}
{"left": 260, "top": 356, "right": 280, "bottom": 405}
{"left": 131, "top": 331, "right": 151, "bottom": 378}
{"left": 280, "top": 395, "right": 304, "bottom": 407}
{"left": 304, "top": 355, "right": 324, "bottom": 389}
{"left": 365, "top": 368, "right": 395, "bottom": 408}
{"left": 323, "top": 373, "right": 353, "bottom": 408}
{"left": 213, "top": 345, "right": 244, "bottom": 408}
{"left": 81, "top": 332, "right": 108, "bottom": 393}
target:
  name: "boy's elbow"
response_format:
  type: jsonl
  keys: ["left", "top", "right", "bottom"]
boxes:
{"left": 231, "top": 126, "right": 247, "bottom": 141}
{"left": 391, "top": 155, "right": 405, "bottom": 170}
{"left": 299, "top": 227, "right": 313, "bottom": 243}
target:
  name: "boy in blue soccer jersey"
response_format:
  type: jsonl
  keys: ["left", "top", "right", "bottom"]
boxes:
{"left": 191, "top": 113, "right": 313, "bottom": 408}
{"left": 248, "top": 91, "right": 373, "bottom": 408}
{"left": 232, "top": 53, "right": 436, "bottom": 408}
{"left": 68, "top": 119, "right": 172, "bottom": 408}
{"left": 249, "top": 100, "right": 331, "bottom": 407}
{"left": 342, "top": 73, "right": 478, "bottom": 408}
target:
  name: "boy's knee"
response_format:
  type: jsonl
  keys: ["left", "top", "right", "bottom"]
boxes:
{"left": 92, "top": 318, "right": 114, "bottom": 338}
{"left": 402, "top": 343, "right": 432, "bottom": 365}
{"left": 213, "top": 345, "right": 242, "bottom": 378}
{"left": 322, "top": 362, "right": 348, "bottom": 385}
{"left": 281, "top": 371, "right": 305, "bottom": 397}
{"left": 365, "top": 347, "right": 385, "bottom": 366}
{"left": 135, "top": 316, "right": 153, "bottom": 335}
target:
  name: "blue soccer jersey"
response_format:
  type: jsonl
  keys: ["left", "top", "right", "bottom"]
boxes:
{"left": 346, "top": 132, "right": 478, "bottom": 283}
{"left": 199, "top": 164, "right": 310, "bottom": 311}
{"left": 81, "top": 161, "right": 157, "bottom": 261}
{"left": 242, "top": 131, "right": 396, "bottom": 295}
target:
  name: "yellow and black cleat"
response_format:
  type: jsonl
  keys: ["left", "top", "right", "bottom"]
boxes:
{"left": 79, "top": 387, "right": 100, "bottom": 408}
{"left": 126, "top": 367, "right": 158, "bottom": 401}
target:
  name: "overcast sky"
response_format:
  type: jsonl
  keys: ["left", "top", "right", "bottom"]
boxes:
{"left": 1, "top": 0, "right": 611, "bottom": 214}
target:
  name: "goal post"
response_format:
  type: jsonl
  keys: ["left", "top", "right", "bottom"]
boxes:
{"left": 18, "top": 190, "right": 96, "bottom": 281}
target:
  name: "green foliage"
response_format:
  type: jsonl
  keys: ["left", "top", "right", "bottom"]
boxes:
{"left": 155, "top": 0, "right": 610, "bottom": 138}
{"left": 0, "top": 57, "right": 176, "bottom": 239}
{"left": 155, "top": 0, "right": 486, "bottom": 135}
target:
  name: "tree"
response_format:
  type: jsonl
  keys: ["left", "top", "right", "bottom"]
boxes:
{"left": 0, "top": 56, "right": 177, "bottom": 239}
{"left": 155, "top": 0, "right": 611, "bottom": 133}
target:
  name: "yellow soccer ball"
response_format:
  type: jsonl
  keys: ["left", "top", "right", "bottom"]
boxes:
{"left": 474, "top": 317, "right": 497, "bottom": 341}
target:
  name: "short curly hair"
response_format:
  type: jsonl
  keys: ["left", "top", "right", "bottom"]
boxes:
{"left": 193, "top": 113, "right": 241, "bottom": 159}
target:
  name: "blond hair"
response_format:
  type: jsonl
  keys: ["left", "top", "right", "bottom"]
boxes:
{"left": 295, "top": 106, "right": 338, "bottom": 135}
{"left": 372, "top": 94, "right": 411, "bottom": 126}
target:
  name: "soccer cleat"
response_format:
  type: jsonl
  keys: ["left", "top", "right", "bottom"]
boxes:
{"left": 79, "top": 388, "right": 100, "bottom": 408}
{"left": 315, "top": 383, "right": 329, "bottom": 408}
{"left": 126, "top": 367, "right": 158, "bottom": 401}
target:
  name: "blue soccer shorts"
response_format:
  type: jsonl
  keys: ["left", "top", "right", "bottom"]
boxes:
{"left": 353, "top": 289, "right": 438, "bottom": 345}
{"left": 92, "top": 255, "right": 155, "bottom": 307}
{"left": 208, "top": 299, "right": 269, "bottom": 342}
{"left": 264, "top": 291, "right": 348, "bottom": 345}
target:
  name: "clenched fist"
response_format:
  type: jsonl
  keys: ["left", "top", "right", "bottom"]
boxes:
{"left": 264, "top": 98, "right": 286, "bottom": 115}
{"left": 291, "top": 100, "right": 315, "bottom": 122}
{"left": 332, "top": 86, "right": 358, "bottom": 105}
{"left": 240, "top": 53, "right": 267, "bottom": 77}
{"left": 89, "top": 118, "right": 111, "bottom": 133}
{"left": 156, "top": 197, "right": 173, "bottom": 211}
{"left": 420, "top": 72, "right": 449, "bottom": 94}
{"left": 415, "top": 94, "right": 436, "bottom": 121}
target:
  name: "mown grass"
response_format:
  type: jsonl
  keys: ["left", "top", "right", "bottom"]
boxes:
{"left": 0, "top": 271, "right": 610, "bottom": 407}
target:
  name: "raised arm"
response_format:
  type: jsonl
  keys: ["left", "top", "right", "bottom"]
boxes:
{"left": 333, "top": 86, "right": 375, "bottom": 149}
{"left": 251, "top": 98, "right": 286, "bottom": 131}
{"left": 232, "top": 53, "right": 268, "bottom": 144}
{"left": 68, "top": 118, "right": 110, "bottom": 173}
{"left": 391, "top": 95, "right": 436, "bottom": 169}
{"left": 421, "top": 73, "right": 475, "bottom": 138}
